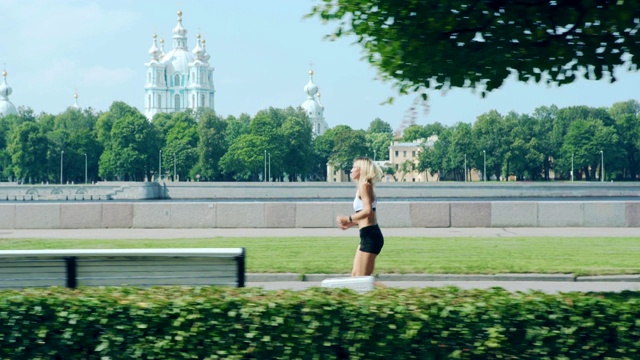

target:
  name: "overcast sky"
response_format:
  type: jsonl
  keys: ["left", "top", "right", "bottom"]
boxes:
{"left": 2, "top": 0, "right": 640, "bottom": 132}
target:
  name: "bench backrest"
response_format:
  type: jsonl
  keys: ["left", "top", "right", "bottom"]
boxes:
{"left": 0, "top": 248, "right": 245, "bottom": 289}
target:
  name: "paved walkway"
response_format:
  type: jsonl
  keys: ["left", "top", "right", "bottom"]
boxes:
{"left": 1, "top": 227, "right": 638, "bottom": 293}
{"left": 1, "top": 227, "right": 640, "bottom": 239}
{"left": 247, "top": 280, "right": 640, "bottom": 293}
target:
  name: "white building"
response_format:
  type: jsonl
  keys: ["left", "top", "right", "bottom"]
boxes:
{"left": 144, "top": 10, "right": 215, "bottom": 119}
{"left": 0, "top": 69, "right": 17, "bottom": 117}
{"left": 301, "top": 69, "right": 328, "bottom": 137}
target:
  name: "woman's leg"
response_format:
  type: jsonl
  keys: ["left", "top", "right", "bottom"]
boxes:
{"left": 351, "top": 245, "right": 361, "bottom": 276}
{"left": 352, "top": 248, "right": 377, "bottom": 276}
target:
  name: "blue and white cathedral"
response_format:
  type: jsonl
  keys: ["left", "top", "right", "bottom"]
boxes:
{"left": 0, "top": 69, "right": 17, "bottom": 117}
{"left": 145, "top": 10, "right": 215, "bottom": 119}
{"left": 301, "top": 69, "right": 328, "bottom": 136}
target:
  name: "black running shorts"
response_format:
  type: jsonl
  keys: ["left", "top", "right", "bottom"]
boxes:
{"left": 359, "top": 224, "right": 384, "bottom": 255}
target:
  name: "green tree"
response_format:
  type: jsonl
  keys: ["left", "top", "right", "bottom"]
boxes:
{"left": 220, "top": 134, "right": 274, "bottom": 181}
{"left": 531, "top": 105, "right": 559, "bottom": 180}
{"left": 0, "top": 114, "right": 20, "bottom": 180}
{"left": 609, "top": 100, "right": 640, "bottom": 179}
{"left": 8, "top": 122, "right": 48, "bottom": 183}
{"left": 367, "top": 118, "right": 393, "bottom": 134}
{"left": 47, "top": 108, "right": 101, "bottom": 184}
{"left": 560, "top": 118, "right": 620, "bottom": 181}
{"left": 224, "top": 113, "right": 251, "bottom": 147}
{"left": 330, "top": 128, "right": 369, "bottom": 174}
{"left": 99, "top": 103, "right": 158, "bottom": 181}
{"left": 151, "top": 112, "right": 174, "bottom": 141}
{"left": 163, "top": 112, "right": 198, "bottom": 181}
{"left": 401, "top": 124, "right": 426, "bottom": 142}
{"left": 250, "top": 108, "right": 287, "bottom": 181}
{"left": 472, "top": 110, "right": 507, "bottom": 181}
{"left": 502, "top": 112, "right": 544, "bottom": 181}
{"left": 309, "top": 1, "right": 640, "bottom": 98}
{"left": 366, "top": 132, "right": 392, "bottom": 161}
{"left": 96, "top": 102, "right": 142, "bottom": 151}
{"left": 311, "top": 131, "right": 335, "bottom": 181}
{"left": 448, "top": 122, "right": 474, "bottom": 181}
{"left": 418, "top": 128, "right": 450, "bottom": 180}
{"left": 194, "top": 110, "right": 227, "bottom": 181}
{"left": 553, "top": 106, "right": 618, "bottom": 180}
{"left": 417, "top": 123, "right": 472, "bottom": 181}
{"left": 424, "top": 122, "right": 446, "bottom": 137}
{"left": 1, "top": 109, "right": 46, "bottom": 181}
{"left": 281, "top": 114, "right": 313, "bottom": 181}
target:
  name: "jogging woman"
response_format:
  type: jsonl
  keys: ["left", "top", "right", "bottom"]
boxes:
{"left": 336, "top": 157, "right": 384, "bottom": 276}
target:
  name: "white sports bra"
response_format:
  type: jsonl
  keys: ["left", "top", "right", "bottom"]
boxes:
{"left": 353, "top": 192, "right": 377, "bottom": 212}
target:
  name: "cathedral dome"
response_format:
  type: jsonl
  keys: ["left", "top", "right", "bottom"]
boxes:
{"left": 300, "top": 68, "right": 328, "bottom": 137}
{"left": 0, "top": 70, "right": 12, "bottom": 98}
{"left": 161, "top": 9, "right": 194, "bottom": 75}
{"left": 148, "top": 34, "right": 162, "bottom": 61}
{"left": 304, "top": 70, "right": 318, "bottom": 96}
{"left": 172, "top": 10, "right": 187, "bottom": 38}
{"left": 0, "top": 69, "right": 17, "bottom": 117}
{"left": 162, "top": 47, "right": 195, "bottom": 75}
{"left": 302, "top": 97, "right": 322, "bottom": 118}
{"left": 0, "top": 101, "right": 17, "bottom": 117}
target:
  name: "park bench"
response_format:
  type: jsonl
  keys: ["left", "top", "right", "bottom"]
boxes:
{"left": 0, "top": 248, "right": 245, "bottom": 289}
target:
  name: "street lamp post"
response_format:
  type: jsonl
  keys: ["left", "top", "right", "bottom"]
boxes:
{"left": 482, "top": 150, "right": 486, "bottom": 181}
{"left": 268, "top": 153, "right": 271, "bottom": 182}
{"left": 571, "top": 153, "right": 574, "bottom": 182}
{"left": 464, "top": 154, "right": 467, "bottom": 182}
{"left": 159, "top": 149, "right": 162, "bottom": 181}
{"left": 600, "top": 150, "right": 604, "bottom": 182}
{"left": 174, "top": 153, "right": 177, "bottom": 182}
{"left": 264, "top": 150, "right": 267, "bottom": 182}
{"left": 60, "top": 151, "right": 64, "bottom": 184}
{"left": 84, "top": 153, "right": 87, "bottom": 184}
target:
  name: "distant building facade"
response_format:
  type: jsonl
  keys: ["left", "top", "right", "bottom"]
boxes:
{"left": 326, "top": 163, "right": 350, "bottom": 183}
{"left": 388, "top": 136, "right": 439, "bottom": 182}
{"left": 144, "top": 10, "right": 215, "bottom": 119}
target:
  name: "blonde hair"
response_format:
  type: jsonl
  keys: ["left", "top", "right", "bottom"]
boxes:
{"left": 353, "top": 157, "right": 383, "bottom": 185}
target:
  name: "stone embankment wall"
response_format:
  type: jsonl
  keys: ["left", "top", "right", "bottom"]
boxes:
{"left": 0, "top": 200, "right": 638, "bottom": 229}
{"left": 1, "top": 182, "right": 639, "bottom": 228}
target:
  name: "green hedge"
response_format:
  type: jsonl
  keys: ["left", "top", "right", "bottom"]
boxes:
{"left": 0, "top": 286, "right": 638, "bottom": 359}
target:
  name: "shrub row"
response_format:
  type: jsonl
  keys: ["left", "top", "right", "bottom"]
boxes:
{"left": 0, "top": 286, "right": 638, "bottom": 359}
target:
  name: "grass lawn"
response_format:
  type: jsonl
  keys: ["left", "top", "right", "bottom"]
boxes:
{"left": 0, "top": 236, "right": 638, "bottom": 276}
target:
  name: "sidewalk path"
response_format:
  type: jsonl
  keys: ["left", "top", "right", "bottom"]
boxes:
{"left": 247, "top": 280, "right": 640, "bottom": 293}
{"left": 1, "top": 227, "right": 639, "bottom": 239}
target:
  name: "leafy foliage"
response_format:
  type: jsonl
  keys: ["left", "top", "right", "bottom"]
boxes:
{"left": 330, "top": 126, "right": 369, "bottom": 172}
{"left": 3, "top": 97, "right": 640, "bottom": 182}
{"left": 308, "top": 0, "right": 640, "bottom": 99}
{"left": 8, "top": 122, "right": 48, "bottom": 183}
{"left": 195, "top": 110, "right": 228, "bottom": 181}
{"left": 162, "top": 111, "right": 199, "bottom": 181}
{"left": 367, "top": 117, "right": 393, "bottom": 134}
{"left": 98, "top": 102, "right": 159, "bottom": 181}
{"left": 0, "top": 286, "right": 638, "bottom": 359}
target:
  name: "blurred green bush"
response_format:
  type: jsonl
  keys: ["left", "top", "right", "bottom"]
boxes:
{"left": 0, "top": 286, "right": 638, "bottom": 359}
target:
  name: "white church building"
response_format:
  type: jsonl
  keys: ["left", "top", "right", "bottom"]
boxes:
{"left": 144, "top": 10, "right": 215, "bottom": 119}
{"left": 301, "top": 69, "right": 328, "bottom": 137}
{"left": 0, "top": 69, "right": 17, "bottom": 117}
